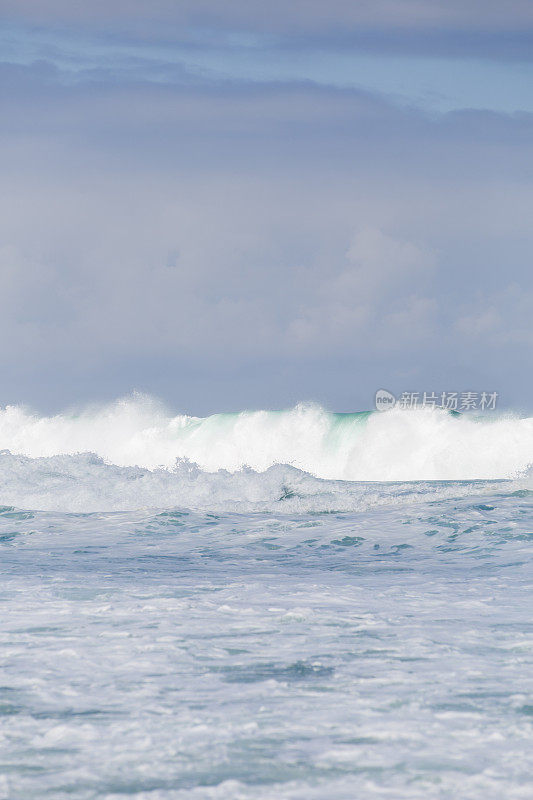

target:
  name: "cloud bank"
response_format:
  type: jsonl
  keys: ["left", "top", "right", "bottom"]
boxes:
{"left": 0, "top": 6, "right": 532, "bottom": 412}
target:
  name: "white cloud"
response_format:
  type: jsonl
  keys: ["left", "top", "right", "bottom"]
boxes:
{"left": 0, "top": 70, "right": 532, "bottom": 408}
{"left": 455, "top": 284, "right": 533, "bottom": 346}
{"left": 287, "top": 228, "right": 436, "bottom": 351}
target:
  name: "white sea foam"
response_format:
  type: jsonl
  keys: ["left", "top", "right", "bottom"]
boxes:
{"left": 0, "top": 450, "right": 512, "bottom": 514}
{"left": 0, "top": 395, "right": 531, "bottom": 483}
{"left": 1, "top": 398, "right": 532, "bottom": 800}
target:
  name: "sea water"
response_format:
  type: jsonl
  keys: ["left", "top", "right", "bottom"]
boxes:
{"left": 0, "top": 398, "right": 532, "bottom": 799}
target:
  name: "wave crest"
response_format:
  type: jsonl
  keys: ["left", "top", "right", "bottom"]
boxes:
{"left": 0, "top": 395, "right": 531, "bottom": 483}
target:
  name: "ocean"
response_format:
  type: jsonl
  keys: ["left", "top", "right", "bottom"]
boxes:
{"left": 0, "top": 397, "right": 532, "bottom": 799}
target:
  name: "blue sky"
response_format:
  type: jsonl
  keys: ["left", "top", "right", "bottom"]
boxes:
{"left": 1, "top": 1, "right": 532, "bottom": 413}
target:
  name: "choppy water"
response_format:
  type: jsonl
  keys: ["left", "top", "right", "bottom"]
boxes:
{"left": 0, "top": 399, "right": 532, "bottom": 799}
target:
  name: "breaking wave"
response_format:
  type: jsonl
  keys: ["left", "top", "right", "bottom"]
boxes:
{"left": 0, "top": 395, "right": 531, "bottom": 512}
{"left": 0, "top": 395, "right": 531, "bottom": 479}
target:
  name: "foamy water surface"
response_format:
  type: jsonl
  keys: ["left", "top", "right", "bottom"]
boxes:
{"left": 0, "top": 398, "right": 532, "bottom": 799}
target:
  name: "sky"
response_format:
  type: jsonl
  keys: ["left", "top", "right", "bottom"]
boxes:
{"left": 1, "top": 0, "right": 532, "bottom": 414}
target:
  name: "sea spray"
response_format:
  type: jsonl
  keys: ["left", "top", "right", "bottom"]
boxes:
{"left": 0, "top": 394, "right": 531, "bottom": 482}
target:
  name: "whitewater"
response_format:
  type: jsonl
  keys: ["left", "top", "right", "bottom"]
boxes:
{"left": 1, "top": 396, "right": 532, "bottom": 799}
